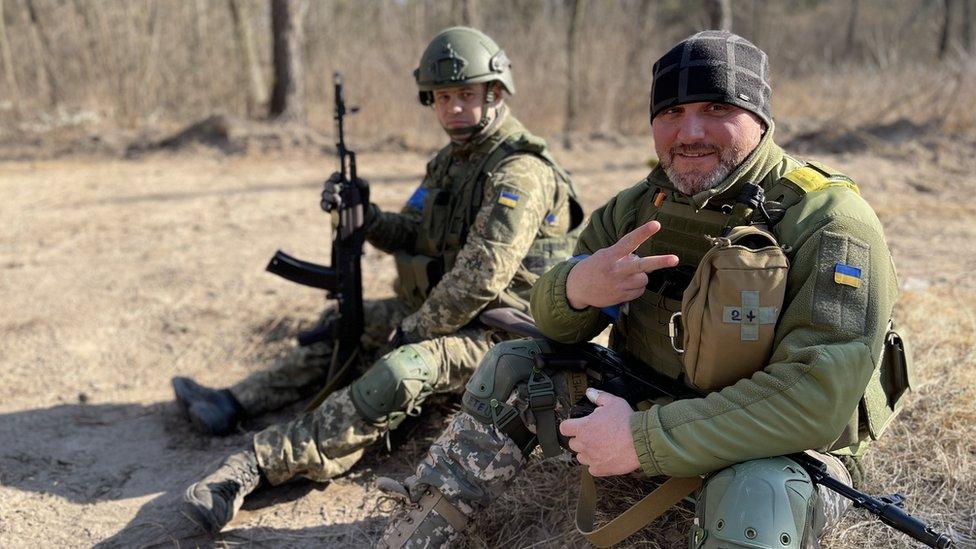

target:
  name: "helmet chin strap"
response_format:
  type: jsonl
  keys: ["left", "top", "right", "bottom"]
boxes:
{"left": 446, "top": 84, "right": 496, "bottom": 143}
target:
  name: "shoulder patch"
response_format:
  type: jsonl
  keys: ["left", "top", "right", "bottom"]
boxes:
{"left": 782, "top": 166, "right": 860, "bottom": 196}
{"left": 812, "top": 231, "right": 870, "bottom": 334}
{"left": 497, "top": 190, "right": 520, "bottom": 208}
{"left": 406, "top": 186, "right": 428, "bottom": 211}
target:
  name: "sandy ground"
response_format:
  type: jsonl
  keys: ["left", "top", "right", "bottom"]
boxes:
{"left": 1, "top": 137, "right": 974, "bottom": 548}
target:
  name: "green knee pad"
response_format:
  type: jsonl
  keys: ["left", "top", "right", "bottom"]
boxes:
{"left": 350, "top": 344, "right": 438, "bottom": 429}
{"left": 692, "top": 457, "right": 816, "bottom": 549}
{"left": 461, "top": 338, "right": 550, "bottom": 424}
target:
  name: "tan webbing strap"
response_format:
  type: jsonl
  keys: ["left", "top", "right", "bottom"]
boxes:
{"left": 575, "top": 468, "right": 701, "bottom": 547}
{"left": 377, "top": 485, "right": 469, "bottom": 549}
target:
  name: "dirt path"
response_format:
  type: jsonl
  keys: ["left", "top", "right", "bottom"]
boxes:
{"left": 1, "top": 140, "right": 973, "bottom": 547}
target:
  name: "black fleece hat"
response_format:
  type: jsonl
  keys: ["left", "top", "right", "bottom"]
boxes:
{"left": 650, "top": 30, "right": 771, "bottom": 126}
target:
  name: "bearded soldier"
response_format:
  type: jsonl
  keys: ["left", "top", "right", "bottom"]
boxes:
{"left": 376, "top": 30, "right": 910, "bottom": 549}
{"left": 173, "top": 26, "right": 582, "bottom": 533}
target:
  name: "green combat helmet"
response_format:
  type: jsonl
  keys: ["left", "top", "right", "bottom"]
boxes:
{"left": 414, "top": 26, "right": 515, "bottom": 136}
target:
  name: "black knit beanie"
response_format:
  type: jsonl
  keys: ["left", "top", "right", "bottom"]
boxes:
{"left": 650, "top": 30, "right": 771, "bottom": 126}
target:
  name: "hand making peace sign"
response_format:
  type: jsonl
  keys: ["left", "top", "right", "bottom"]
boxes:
{"left": 566, "top": 221, "right": 679, "bottom": 310}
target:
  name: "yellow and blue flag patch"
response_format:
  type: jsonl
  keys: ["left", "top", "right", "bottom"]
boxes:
{"left": 497, "top": 190, "right": 520, "bottom": 208}
{"left": 834, "top": 263, "right": 862, "bottom": 288}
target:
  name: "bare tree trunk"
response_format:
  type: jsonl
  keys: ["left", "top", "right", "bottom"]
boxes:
{"left": 23, "top": 0, "right": 61, "bottom": 106}
{"left": 70, "top": 0, "right": 99, "bottom": 102}
{"left": 0, "top": 0, "right": 19, "bottom": 104}
{"left": 140, "top": 1, "right": 162, "bottom": 98}
{"left": 751, "top": 0, "right": 764, "bottom": 46}
{"left": 939, "top": 0, "right": 955, "bottom": 59}
{"left": 564, "top": 0, "right": 586, "bottom": 149}
{"left": 613, "top": 0, "right": 654, "bottom": 129}
{"left": 229, "top": 0, "right": 267, "bottom": 117}
{"left": 964, "top": 0, "right": 973, "bottom": 51}
{"left": 452, "top": 0, "right": 479, "bottom": 27}
{"left": 845, "top": 0, "right": 860, "bottom": 59}
{"left": 269, "top": 0, "right": 308, "bottom": 123}
{"left": 706, "top": 0, "right": 732, "bottom": 31}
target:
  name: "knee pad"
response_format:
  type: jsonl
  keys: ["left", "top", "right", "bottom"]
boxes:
{"left": 350, "top": 344, "right": 438, "bottom": 429}
{"left": 693, "top": 457, "right": 815, "bottom": 549}
{"left": 461, "top": 339, "right": 550, "bottom": 424}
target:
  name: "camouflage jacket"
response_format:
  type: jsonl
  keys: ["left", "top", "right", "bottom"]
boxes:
{"left": 366, "top": 108, "right": 577, "bottom": 341}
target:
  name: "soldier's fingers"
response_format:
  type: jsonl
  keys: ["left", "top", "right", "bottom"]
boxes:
{"left": 608, "top": 221, "right": 661, "bottom": 258}
{"left": 559, "top": 417, "right": 584, "bottom": 437}
{"left": 576, "top": 451, "right": 592, "bottom": 466}
{"left": 620, "top": 288, "right": 644, "bottom": 302}
{"left": 620, "top": 272, "right": 649, "bottom": 291}
{"left": 637, "top": 254, "right": 679, "bottom": 273}
{"left": 586, "top": 388, "right": 616, "bottom": 407}
{"left": 567, "top": 436, "right": 583, "bottom": 454}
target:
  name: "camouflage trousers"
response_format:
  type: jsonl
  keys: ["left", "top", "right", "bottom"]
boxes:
{"left": 396, "top": 343, "right": 854, "bottom": 548}
{"left": 239, "top": 301, "right": 494, "bottom": 486}
{"left": 229, "top": 297, "right": 409, "bottom": 415}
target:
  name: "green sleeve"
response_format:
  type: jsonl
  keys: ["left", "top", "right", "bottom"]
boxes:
{"left": 530, "top": 181, "right": 649, "bottom": 343}
{"left": 364, "top": 181, "right": 427, "bottom": 254}
{"left": 399, "top": 155, "right": 556, "bottom": 339}
{"left": 630, "top": 189, "right": 898, "bottom": 477}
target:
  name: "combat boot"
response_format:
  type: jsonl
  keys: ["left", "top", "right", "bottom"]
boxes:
{"left": 375, "top": 477, "right": 468, "bottom": 548}
{"left": 172, "top": 376, "right": 244, "bottom": 436}
{"left": 184, "top": 450, "right": 262, "bottom": 533}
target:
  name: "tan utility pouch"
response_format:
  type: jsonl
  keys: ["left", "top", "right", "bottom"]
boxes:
{"left": 675, "top": 225, "right": 789, "bottom": 391}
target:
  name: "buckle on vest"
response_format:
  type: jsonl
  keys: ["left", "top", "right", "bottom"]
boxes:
{"left": 669, "top": 312, "right": 685, "bottom": 354}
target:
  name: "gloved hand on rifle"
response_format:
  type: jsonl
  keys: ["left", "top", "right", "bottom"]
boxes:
{"left": 320, "top": 172, "right": 345, "bottom": 212}
{"left": 321, "top": 172, "right": 376, "bottom": 234}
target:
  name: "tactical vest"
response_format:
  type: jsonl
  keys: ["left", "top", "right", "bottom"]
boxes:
{"left": 394, "top": 116, "right": 584, "bottom": 312}
{"left": 618, "top": 161, "right": 911, "bottom": 448}
{"left": 615, "top": 161, "right": 862, "bottom": 380}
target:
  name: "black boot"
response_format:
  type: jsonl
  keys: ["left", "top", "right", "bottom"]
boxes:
{"left": 172, "top": 376, "right": 244, "bottom": 436}
{"left": 184, "top": 450, "right": 262, "bottom": 533}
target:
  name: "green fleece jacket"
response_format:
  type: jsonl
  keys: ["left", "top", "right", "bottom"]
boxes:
{"left": 530, "top": 129, "right": 898, "bottom": 477}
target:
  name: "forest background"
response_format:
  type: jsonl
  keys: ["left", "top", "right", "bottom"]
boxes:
{"left": 1, "top": 0, "right": 975, "bottom": 147}
{"left": 1, "top": 1, "right": 974, "bottom": 548}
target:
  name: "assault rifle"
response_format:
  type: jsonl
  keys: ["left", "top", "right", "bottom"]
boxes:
{"left": 536, "top": 346, "right": 954, "bottom": 548}
{"left": 266, "top": 72, "right": 369, "bottom": 390}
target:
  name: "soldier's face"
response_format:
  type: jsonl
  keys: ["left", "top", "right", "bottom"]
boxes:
{"left": 652, "top": 102, "right": 765, "bottom": 196}
{"left": 433, "top": 84, "right": 488, "bottom": 133}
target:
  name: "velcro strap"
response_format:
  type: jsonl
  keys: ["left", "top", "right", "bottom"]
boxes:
{"left": 490, "top": 400, "right": 537, "bottom": 457}
{"left": 527, "top": 369, "right": 561, "bottom": 458}
{"left": 576, "top": 469, "right": 701, "bottom": 547}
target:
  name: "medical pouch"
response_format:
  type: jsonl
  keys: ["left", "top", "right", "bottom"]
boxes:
{"left": 678, "top": 224, "right": 789, "bottom": 391}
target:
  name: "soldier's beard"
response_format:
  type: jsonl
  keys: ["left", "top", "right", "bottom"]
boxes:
{"left": 662, "top": 142, "right": 746, "bottom": 196}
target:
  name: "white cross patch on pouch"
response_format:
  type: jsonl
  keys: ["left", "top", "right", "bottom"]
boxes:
{"left": 723, "top": 290, "right": 778, "bottom": 341}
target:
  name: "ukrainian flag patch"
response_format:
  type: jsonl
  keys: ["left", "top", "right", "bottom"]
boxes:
{"left": 498, "top": 190, "right": 520, "bottom": 208}
{"left": 834, "top": 263, "right": 862, "bottom": 288}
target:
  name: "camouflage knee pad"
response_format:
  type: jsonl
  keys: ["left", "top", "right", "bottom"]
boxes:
{"left": 350, "top": 344, "right": 438, "bottom": 429}
{"left": 461, "top": 338, "right": 586, "bottom": 457}
{"left": 461, "top": 339, "right": 549, "bottom": 423}
{"left": 691, "top": 457, "right": 819, "bottom": 549}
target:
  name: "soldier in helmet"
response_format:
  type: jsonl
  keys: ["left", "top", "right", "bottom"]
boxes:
{"left": 174, "top": 26, "right": 582, "bottom": 533}
{"left": 375, "top": 30, "right": 909, "bottom": 548}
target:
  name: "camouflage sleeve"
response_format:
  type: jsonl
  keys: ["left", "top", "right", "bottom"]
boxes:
{"left": 399, "top": 154, "right": 555, "bottom": 339}
{"left": 630, "top": 188, "right": 898, "bottom": 477}
{"left": 530, "top": 181, "right": 650, "bottom": 343}
{"left": 365, "top": 175, "right": 432, "bottom": 253}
